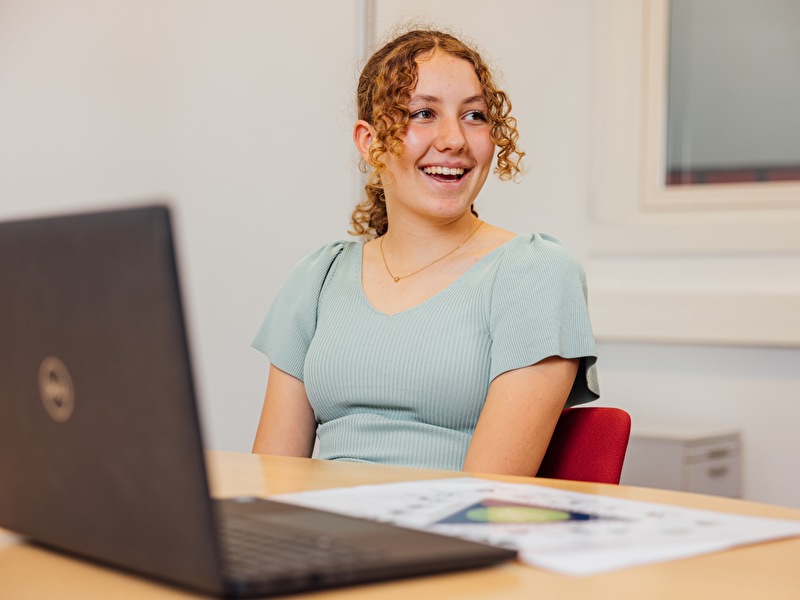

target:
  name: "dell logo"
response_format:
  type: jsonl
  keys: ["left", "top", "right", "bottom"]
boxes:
{"left": 38, "top": 356, "right": 75, "bottom": 423}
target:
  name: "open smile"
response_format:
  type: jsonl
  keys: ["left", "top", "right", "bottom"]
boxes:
{"left": 420, "top": 165, "right": 470, "bottom": 182}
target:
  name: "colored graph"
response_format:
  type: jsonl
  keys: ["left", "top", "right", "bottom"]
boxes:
{"left": 436, "top": 499, "right": 601, "bottom": 525}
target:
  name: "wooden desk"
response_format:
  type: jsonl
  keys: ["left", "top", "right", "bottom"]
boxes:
{"left": 1, "top": 451, "right": 799, "bottom": 599}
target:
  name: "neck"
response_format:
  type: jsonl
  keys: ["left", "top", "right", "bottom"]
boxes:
{"left": 381, "top": 213, "right": 478, "bottom": 256}
{"left": 378, "top": 215, "right": 483, "bottom": 283}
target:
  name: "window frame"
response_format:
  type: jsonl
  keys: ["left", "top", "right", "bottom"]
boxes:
{"left": 587, "top": 0, "right": 800, "bottom": 348}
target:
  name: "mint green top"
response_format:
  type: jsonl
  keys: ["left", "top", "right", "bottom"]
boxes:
{"left": 253, "top": 234, "right": 599, "bottom": 471}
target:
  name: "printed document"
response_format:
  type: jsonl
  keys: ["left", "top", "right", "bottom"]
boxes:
{"left": 275, "top": 477, "right": 800, "bottom": 576}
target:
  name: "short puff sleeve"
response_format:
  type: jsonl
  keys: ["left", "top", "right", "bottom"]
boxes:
{"left": 251, "top": 241, "right": 349, "bottom": 381}
{"left": 489, "top": 234, "right": 599, "bottom": 406}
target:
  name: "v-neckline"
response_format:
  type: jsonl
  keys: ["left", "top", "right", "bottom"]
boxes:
{"left": 357, "top": 235, "right": 523, "bottom": 316}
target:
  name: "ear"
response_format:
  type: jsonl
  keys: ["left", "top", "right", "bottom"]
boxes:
{"left": 353, "top": 120, "right": 376, "bottom": 164}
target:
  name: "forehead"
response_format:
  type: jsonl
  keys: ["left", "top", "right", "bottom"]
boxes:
{"left": 411, "top": 50, "right": 484, "bottom": 99}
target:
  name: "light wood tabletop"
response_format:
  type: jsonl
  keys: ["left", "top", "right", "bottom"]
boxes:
{"left": 1, "top": 450, "right": 799, "bottom": 599}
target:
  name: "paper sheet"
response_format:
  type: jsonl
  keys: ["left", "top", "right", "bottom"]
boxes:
{"left": 275, "top": 477, "right": 800, "bottom": 576}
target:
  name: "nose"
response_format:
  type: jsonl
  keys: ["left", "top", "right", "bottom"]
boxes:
{"left": 434, "top": 115, "right": 467, "bottom": 153}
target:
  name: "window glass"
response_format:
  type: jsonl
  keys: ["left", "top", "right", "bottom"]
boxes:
{"left": 666, "top": 0, "right": 800, "bottom": 185}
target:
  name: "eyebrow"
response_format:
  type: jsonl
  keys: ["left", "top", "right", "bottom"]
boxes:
{"left": 409, "top": 94, "right": 487, "bottom": 106}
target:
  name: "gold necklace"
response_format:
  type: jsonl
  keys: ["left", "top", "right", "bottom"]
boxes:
{"left": 379, "top": 220, "right": 484, "bottom": 283}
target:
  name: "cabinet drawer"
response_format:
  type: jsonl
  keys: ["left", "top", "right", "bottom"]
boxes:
{"left": 685, "top": 458, "right": 741, "bottom": 497}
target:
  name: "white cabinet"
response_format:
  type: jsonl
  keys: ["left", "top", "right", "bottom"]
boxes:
{"left": 620, "top": 429, "right": 742, "bottom": 498}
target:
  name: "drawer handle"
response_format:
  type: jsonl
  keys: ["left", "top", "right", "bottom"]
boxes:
{"left": 708, "top": 466, "right": 729, "bottom": 478}
{"left": 707, "top": 449, "right": 730, "bottom": 460}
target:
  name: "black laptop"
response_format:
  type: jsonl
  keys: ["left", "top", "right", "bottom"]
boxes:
{"left": 0, "top": 205, "right": 515, "bottom": 597}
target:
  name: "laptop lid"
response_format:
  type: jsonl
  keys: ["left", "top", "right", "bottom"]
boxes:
{"left": 0, "top": 205, "right": 226, "bottom": 594}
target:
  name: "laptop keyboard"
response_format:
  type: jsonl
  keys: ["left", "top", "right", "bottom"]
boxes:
{"left": 219, "top": 512, "right": 383, "bottom": 585}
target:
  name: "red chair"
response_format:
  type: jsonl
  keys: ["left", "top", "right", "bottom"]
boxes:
{"left": 536, "top": 407, "right": 631, "bottom": 484}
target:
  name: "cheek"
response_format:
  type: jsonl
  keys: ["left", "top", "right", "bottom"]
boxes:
{"left": 399, "top": 130, "right": 426, "bottom": 161}
{"left": 473, "top": 136, "right": 496, "bottom": 168}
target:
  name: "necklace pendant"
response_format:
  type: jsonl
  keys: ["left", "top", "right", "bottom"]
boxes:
{"left": 393, "top": 276, "right": 400, "bottom": 283}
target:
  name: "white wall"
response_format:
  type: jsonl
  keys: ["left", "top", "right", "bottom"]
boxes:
{"left": 2, "top": 0, "right": 798, "bottom": 508}
{"left": 0, "top": 0, "right": 360, "bottom": 453}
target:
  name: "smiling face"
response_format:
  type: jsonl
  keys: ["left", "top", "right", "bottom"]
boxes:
{"left": 359, "top": 50, "right": 496, "bottom": 227}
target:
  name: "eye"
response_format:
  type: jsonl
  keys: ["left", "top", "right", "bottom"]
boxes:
{"left": 464, "top": 110, "right": 488, "bottom": 122}
{"left": 409, "top": 108, "right": 435, "bottom": 120}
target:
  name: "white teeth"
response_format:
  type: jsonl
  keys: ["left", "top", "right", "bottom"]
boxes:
{"left": 423, "top": 166, "right": 465, "bottom": 176}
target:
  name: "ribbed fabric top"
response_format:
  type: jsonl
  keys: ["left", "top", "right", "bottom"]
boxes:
{"left": 252, "top": 234, "right": 599, "bottom": 471}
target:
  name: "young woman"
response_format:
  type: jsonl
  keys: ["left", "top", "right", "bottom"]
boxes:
{"left": 252, "top": 29, "right": 599, "bottom": 476}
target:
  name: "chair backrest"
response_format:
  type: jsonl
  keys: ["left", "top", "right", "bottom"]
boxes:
{"left": 536, "top": 407, "right": 631, "bottom": 484}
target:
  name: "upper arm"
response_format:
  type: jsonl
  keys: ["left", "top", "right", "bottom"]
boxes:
{"left": 462, "top": 356, "right": 579, "bottom": 476}
{"left": 252, "top": 364, "right": 317, "bottom": 458}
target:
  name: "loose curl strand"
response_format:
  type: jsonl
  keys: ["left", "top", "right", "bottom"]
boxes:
{"left": 350, "top": 27, "right": 525, "bottom": 239}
